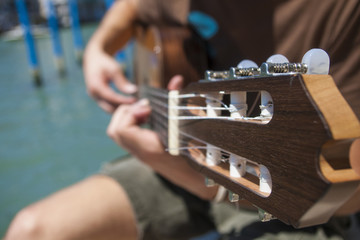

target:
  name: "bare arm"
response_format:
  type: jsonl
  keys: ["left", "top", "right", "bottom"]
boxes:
{"left": 87, "top": 0, "right": 217, "bottom": 200}
{"left": 83, "top": 0, "right": 139, "bottom": 113}
{"left": 86, "top": 0, "right": 137, "bottom": 55}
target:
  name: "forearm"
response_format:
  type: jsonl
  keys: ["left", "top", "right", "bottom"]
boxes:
{"left": 86, "top": 0, "right": 138, "bottom": 55}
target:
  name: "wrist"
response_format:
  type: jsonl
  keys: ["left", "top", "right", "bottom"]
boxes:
{"left": 84, "top": 38, "right": 106, "bottom": 57}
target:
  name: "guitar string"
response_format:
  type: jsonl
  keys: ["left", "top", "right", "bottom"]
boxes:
{"left": 150, "top": 99, "right": 261, "bottom": 121}
{"left": 145, "top": 86, "right": 213, "bottom": 100}
{"left": 144, "top": 88, "right": 264, "bottom": 196}
{"left": 148, "top": 107, "right": 168, "bottom": 142}
{"left": 147, "top": 95, "right": 237, "bottom": 163}
{"left": 144, "top": 86, "right": 268, "bottom": 123}
{"left": 144, "top": 86, "right": 233, "bottom": 111}
{"left": 147, "top": 91, "right": 266, "bottom": 153}
{"left": 150, "top": 97, "right": 226, "bottom": 111}
{"left": 150, "top": 100, "right": 245, "bottom": 120}
{"left": 150, "top": 108, "right": 247, "bottom": 167}
{"left": 174, "top": 130, "right": 260, "bottom": 168}
{"left": 165, "top": 132, "right": 231, "bottom": 164}
{"left": 148, "top": 93, "right": 246, "bottom": 121}
{"left": 145, "top": 88, "right": 244, "bottom": 120}
{"left": 144, "top": 87, "right": 257, "bottom": 154}
{"left": 144, "top": 87, "right": 268, "bottom": 122}
{"left": 149, "top": 102, "right": 222, "bottom": 151}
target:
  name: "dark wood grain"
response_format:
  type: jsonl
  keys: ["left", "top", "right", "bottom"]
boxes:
{"left": 133, "top": 26, "right": 360, "bottom": 228}
{"left": 179, "top": 75, "right": 359, "bottom": 227}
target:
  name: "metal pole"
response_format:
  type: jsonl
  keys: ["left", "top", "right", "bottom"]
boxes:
{"left": 15, "top": 0, "right": 42, "bottom": 86}
{"left": 46, "top": 0, "right": 65, "bottom": 75}
{"left": 67, "top": 0, "right": 83, "bottom": 62}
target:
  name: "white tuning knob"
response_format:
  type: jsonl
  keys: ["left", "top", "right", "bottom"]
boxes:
{"left": 259, "top": 165, "right": 272, "bottom": 194}
{"left": 266, "top": 54, "right": 289, "bottom": 63}
{"left": 302, "top": 48, "right": 330, "bottom": 74}
{"left": 237, "top": 59, "right": 258, "bottom": 68}
{"left": 229, "top": 154, "right": 247, "bottom": 178}
{"left": 206, "top": 93, "right": 222, "bottom": 166}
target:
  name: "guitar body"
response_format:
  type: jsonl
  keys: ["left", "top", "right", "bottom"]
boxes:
{"left": 133, "top": 25, "right": 208, "bottom": 89}
{"left": 134, "top": 26, "right": 360, "bottom": 228}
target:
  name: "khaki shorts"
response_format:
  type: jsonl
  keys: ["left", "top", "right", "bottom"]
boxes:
{"left": 100, "top": 156, "right": 358, "bottom": 240}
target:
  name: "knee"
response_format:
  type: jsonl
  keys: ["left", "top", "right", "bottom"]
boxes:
{"left": 5, "top": 206, "right": 44, "bottom": 240}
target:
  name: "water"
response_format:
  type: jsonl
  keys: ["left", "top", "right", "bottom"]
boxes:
{"left": 0, "top": 24, "right": 126, "bottom": 236}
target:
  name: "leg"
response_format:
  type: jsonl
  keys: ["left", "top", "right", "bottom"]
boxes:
{"left": 4, "top": 175, "right": 137, "bottom": 240}
{"left": 101, "top": 156, "right": 216, "bottom": 240}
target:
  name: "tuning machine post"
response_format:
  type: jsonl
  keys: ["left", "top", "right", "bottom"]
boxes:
{"left": 205, "top": 177, "right": 216, "bottom": 187}
{"left": 258, "top": 208, "right": 277, "bottom": 222}
{"left": 228, "top": 191, "right": 240, "bottom": 202}
{"left": 205, "top": 92, "right": 223, "bottom": 166}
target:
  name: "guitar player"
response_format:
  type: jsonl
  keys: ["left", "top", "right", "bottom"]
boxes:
{"left": 5, "top": 0, "right": 360, "bottom": 239}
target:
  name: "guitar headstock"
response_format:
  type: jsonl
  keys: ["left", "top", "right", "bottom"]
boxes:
{"left": 134, "top": 27, "right": 360, "bottom": 227}
{"left": 168, "top": 49, "right": 360, "bottom": 228}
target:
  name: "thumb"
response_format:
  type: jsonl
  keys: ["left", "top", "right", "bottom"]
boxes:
{"left": 168, "top": 75, "right": 184, "bottom": 91}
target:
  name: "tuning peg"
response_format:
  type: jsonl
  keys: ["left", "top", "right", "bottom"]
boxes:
{"left": 237, "top": 59, "right": 259, "bottom": 68}
{"left": 259, "top": 165, "right": 272, "bottom": 194}
{"left": 205, "top": 177, "right": 216, "bottom": 187}
{"left": 260, "top": 55, "right": 288, "bottom": 118}
{"left": 231, "top": 60, "right": 259, "bottom": 77}
{"left": 228, "top": 191, "right": 240, "bottom": 202}
{"left": 231, "top": 61, "right": 248, "bottom": 117}
{"left": 230, "top": 92, "right": 247, "bottom": 118}
{"left": 205, "top": 93, "right": 222, "bottom": 166}
{"left": 206, "top": 92, "right": 222, "bottom": 117}
{"left": 229, "top": 154, "right": 247, "bottom": 178}
{"left": 260, "top": 90, "right": 273, "bottom": 118}
{"left": 206, "top": 146, "right": 221, "bottom": 166}
{"left": 266, "top": 54, "right": 289, "bottom": 63}
{"left": 302, "top": 48, "right": 330, "bottom": 74}
{"left": 260, "top": 91, "right": 273, "bottom": 118}
{"left": 258, "top": 208, "right": 276, "bottom": 222}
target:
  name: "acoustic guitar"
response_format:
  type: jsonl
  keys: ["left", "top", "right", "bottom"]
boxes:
{"left": 133, "top": 26, "right": 360, "bottom": 228}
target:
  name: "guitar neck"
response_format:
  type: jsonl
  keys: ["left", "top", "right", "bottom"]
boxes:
{"left": 141, "top": 86, "right": 170, "bottom": 148}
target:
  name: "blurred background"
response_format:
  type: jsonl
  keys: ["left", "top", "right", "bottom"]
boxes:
{"left": 0, "top": 0, "right": 128, "bottom": 236}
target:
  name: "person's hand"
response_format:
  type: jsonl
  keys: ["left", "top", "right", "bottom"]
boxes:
{"left": 106, "top": 75, "right": 217, "bottom": 199}
{"left": 106, "top": 75, "right": 183, "bottom": 161}
{"left": 83, "top": 46, "right": 137, "bottom": 113}
{"left": 107, "top": 97, "right": 162, "bottom": 160}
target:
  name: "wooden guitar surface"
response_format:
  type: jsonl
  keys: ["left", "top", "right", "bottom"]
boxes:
{"left": 180, "top": 74, "right": 359, "bottom": 228}
{"left": 133, "top": 26, "right": 360, "bottom": 228}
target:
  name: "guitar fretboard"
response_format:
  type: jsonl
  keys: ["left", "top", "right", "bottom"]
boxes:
{"left": 142, "top": 86, "right": 170, "bottom": 148}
